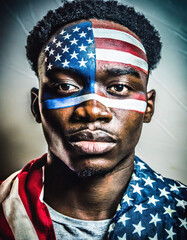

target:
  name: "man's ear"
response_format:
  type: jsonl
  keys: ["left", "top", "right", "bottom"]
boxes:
{"left": 31, "top": 87, "right": 41, "bottom": 123}
{"left": 144, "top": 89, "right": 156, "bottom": 123}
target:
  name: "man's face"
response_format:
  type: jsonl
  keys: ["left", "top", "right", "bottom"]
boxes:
{"left": 33, "top": 19, "right": 154, "bottom": 177}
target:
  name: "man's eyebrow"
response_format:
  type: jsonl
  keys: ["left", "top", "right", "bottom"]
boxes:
{"left": 106, "top": 68, "right": 141, "bottom": 79}
{"left": 46, "top": 68, "right": 81, "bottom": 79}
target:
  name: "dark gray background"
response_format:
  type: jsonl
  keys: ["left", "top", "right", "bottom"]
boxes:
{"left": 0, "top": 0, "right": 186, "bottom": 183}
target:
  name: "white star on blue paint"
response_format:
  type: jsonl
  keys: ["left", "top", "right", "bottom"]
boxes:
{"left": 79, "top": 31, "right": 87, "bottom": 38}
{"left": 87, "top": 52, "right": 95, "bottom": 58}
{"left": 55, "top": 53, "right": 62, "bottom": 61}
{"left": 70, "top": 51, "right": 79, "bottom": 59}
{"left": 56, "top": 41, "right": 62, "bottom": 48}
{"left": 62, "top": 45, "right": 70, "bottom": 53}
{"left": 78, "top": 58, "right": 88, "bottom": 67}
{"left": 72, "top": 26, "right": 80, "bottom": 32}
{"left": 70, "top": 38, "right": 78, "bottom": 45}
{"left": 62, "top": 59, "right": 70, "bottom": 67}
{"left": 78, "top": 44, "right": 87, "bottom": 52}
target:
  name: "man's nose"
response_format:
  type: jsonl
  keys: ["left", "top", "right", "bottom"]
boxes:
{"left": 72, "top": 99, "right": 113, "bottom": 122}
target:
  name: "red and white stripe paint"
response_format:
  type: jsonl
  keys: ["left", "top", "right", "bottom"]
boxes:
{"left": 92, "top": 20, "right": 148, "bottom": 74}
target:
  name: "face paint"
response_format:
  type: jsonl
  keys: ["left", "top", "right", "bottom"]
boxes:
{"left": 43, "top": 21, "right": 148, "bottom": 112}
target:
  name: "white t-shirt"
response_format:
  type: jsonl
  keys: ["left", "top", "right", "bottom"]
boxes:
{"left": 45, "top": 203, "right": 112, "bottom": 240}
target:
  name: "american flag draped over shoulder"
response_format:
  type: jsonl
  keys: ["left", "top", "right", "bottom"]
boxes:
{"left": 0, "top": 155, "right": 186, "bottom": 239}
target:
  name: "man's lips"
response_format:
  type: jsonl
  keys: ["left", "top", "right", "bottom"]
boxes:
{"left": 66, "top": 130, "right": 117, "bottom": 154}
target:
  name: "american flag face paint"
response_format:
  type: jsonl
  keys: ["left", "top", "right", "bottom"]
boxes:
{"left": 43, "top": 20, "right": 147, "bottom": 113}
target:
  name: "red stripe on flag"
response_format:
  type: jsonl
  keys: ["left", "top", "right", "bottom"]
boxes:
{"left": 91, "top": 19, "right": 141, "bottom": 42}
{"left": 95, "top": 38, "right": 147, "bottom": 61}
{"left": 18, "top": 155, "right": 56, "bottom": 240}
{"left": 96, "top": 60, "right": 148, "bottom": 75}
{"left": 0, "top": 205, "right": 15, "bottom": 239}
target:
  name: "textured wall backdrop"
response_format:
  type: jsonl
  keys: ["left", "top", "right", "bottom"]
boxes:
{"left": 0, "top": 0, "right": 186, "bottom": 183}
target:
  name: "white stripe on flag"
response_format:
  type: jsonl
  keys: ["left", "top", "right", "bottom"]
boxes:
{"left": 45, "top": 93, "right": 147, "bottom": 112}
{"left": 2, "top": 177, "right": 39, "bottom": 240}
{"left": 96, "top": 48, "right": 148, "bottom": 72}
{"left": 93, "top": 28, "right": 146, "bottom": 53}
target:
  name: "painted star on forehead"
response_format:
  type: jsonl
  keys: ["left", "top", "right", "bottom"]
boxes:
{"left": 56, "top": 41, "right": 62, "bottom": 48}
{"left": 55, "top": 53, "right": 62, "bottom": 61}
{"left": 169, "top": 183, "right": 179, "bottom": 192}
{"left": 52, "top": 37, "right": 57, "bottom": 44}
{"left": 134, "top": 203, "right": 147, "bottom": 214}
{"left": 133, "top": 221, "right": 145, "bottom": 237}
{"left": 78, "top": 58, "right": 88, "bottom": 68}
{"left": 175, "top": 198, "right": 186, "bottom": 209}
{"left": 70, "top": 38, "right": 78, "bottom": 45}
{"left": 87, "top": 52, "right": 95, "bottom": 58}
{"left": 78, "top": 44, "right": 87, "bottom": 52}
{"left": 165, "top": 226, "right": 176, "bottom": 240}
{"left": 117, "top": 233, "right": 127, "bottom": 240}
{"left": 142, "top": 176, "right": 155, "bottom": 188}
{"left": 64, "top": 33, "right": 71, "bottom": 39}
{"left": 137, "top": 161, "right": 146, "bottom": 170}
{"left": 149, "top": 213, "right": 161, "bottom": 226}
{"left": 148, "top": 195, "right": 159, "bottom": 206}
{"left": 163, "top": 205, "right": 176, "bottom": 217}
{"left": 159, "top": 187, "right": 170, "bottom": 199}
{"left": 49, "top": 49, "right": 55, "bottom": 56}
{"left": 87, "top": 26, "right": 92, "bottom": 30}
{"left": 154, "top": 173, "right": 164, "bottom": 181}
{"left": 79, "top": 31, "right": 87, "bottom": 38}
{"left": 70, "top": 51, "right": 79, "bottom": 59}
{"left": 149, "top": 233, "right": 158, "bottom": 240}
{"left": 47, "top": 63, "right": 53, "bottom": 70}
{"left": 118, "top": 213, "right": 130, "bottom": 226}
{"left": 131, "top": 183, "right": 143, "bottom": 195}
{"left": 44, "top": 45, "right": 50, "bottom": 52}
{"left": 62, "top": 45, "right": 70, "bottom": 53}
{"left": 122, "top": 194, "right": 133, "bottom": 205}
{"left": 60, "top": 29, "right": 66, "bottom": 35}
{"left": 86, "top": 38, "right": 94, "bottom": 44}
{"left": 72, "top": 26, "right": 80, "bottom": 32}
{"left": 62, "top": 59, "right": 70, "bottom": 67}
{"left": 178, "top": 217, "right": 187, "bottom": 230}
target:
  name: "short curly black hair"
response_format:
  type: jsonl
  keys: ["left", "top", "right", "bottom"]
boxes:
{"left": 26, "top": 0, "right": 162, "bottom": 76}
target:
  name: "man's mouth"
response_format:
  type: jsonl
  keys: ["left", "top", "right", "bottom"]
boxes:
{"left": 66, "top": 130, "right": 117, "bottom": 154}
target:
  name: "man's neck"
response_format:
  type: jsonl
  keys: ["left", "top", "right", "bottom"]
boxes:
{"left": 44, "top": 151, "right": 134, "bottom": 220}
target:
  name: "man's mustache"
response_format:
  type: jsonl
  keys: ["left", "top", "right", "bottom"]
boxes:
{"left": 65, "top": 129, "right": 118, "bottom": 143}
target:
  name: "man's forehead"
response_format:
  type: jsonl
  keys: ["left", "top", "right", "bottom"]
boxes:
{"left": 49, "top": 19, "right": 141, "bottom": 42}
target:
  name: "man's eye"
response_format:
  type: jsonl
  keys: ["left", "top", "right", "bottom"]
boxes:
{"left": 107, "top": 84, "right": 130, "bottom": 95}
{"left": 57, "top": 83, "right": 79, "bottom": 93}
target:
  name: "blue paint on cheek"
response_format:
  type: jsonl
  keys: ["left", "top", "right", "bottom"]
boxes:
{"left": 44, "top": 21, "right": 96, "bottom": 108}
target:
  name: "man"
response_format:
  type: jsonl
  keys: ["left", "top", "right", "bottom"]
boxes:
{"left": 0, "top": 0, "right": 186, "bottom": 239}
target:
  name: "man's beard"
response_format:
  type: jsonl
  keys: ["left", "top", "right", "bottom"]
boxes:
{"left": 75, "top": 166, "right": 116, "bottom": 178}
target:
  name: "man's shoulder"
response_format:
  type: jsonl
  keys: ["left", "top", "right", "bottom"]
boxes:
{"left": 135, "top": 156, "right": 187, "bottom": 202}
{"left": 109, "top": 157, "right": 187, "bottom": 239}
